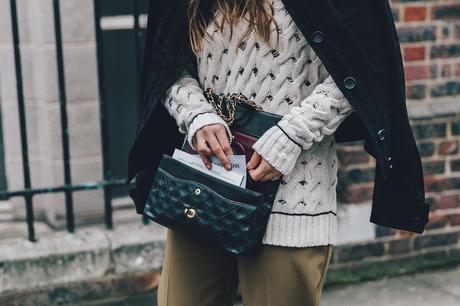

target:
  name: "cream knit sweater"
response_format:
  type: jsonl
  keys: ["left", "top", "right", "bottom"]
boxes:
{"left": 162, "top": 0, "right": 355, "bottom": 247}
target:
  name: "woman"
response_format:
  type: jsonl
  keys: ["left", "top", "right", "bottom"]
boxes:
{"left": 155, "top": 0, "right": 353, "bottom": 305}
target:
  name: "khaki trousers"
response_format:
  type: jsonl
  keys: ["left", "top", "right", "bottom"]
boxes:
{"left": 157, "top": 229, "right": 333, "bottom": 306}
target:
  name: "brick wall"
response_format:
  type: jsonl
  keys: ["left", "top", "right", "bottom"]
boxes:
{"left": 330, "top": 0, "right": 460, "bottom": 283}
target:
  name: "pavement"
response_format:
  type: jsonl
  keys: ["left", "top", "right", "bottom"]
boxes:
{"left": 320, "top": 265, "right": 460, "bottom": 306}
{"left": 66, "top": 265, "right": 460, "bottom": 306}
{"left": 235, "top": 265, "right": 460, "bottom": 306}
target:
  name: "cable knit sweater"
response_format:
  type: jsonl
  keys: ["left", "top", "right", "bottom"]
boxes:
{"left": 162, "top": 0, "right": 355, "bottom": 247}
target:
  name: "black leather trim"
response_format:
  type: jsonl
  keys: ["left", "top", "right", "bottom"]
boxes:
{"left": 231, "top": 103, "right": 282, "bottom": 137}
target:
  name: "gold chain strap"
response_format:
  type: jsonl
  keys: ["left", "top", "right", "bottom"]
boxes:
{"left": 204, "top": 88, "right": 263, "bottom": 126}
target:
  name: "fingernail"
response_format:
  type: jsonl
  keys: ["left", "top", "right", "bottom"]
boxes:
{"left": 225, "top": 163, "right": 231, "bottom": 170}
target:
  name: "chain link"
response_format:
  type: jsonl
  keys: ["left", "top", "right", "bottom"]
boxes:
{"left": 203, "top": 88, "right": 263, "bottom": 126}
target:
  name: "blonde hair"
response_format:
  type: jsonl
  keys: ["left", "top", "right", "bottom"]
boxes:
{"left": 188, "top": 0, "right": 280, "bottom": 55}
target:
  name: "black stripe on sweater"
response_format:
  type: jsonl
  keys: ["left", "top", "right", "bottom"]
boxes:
{"left": 270, "top": 210, "right": 337, "bottom": 217}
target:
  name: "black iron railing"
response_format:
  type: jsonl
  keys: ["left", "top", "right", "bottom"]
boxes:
{"left": 0, "top": 0, "right": 143, "bottom": 242}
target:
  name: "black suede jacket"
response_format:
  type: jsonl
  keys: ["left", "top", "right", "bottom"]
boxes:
{"left": 127, "top": 0, "right": 430, "bottom": 234}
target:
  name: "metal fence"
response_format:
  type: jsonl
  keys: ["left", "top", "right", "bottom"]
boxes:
{"left": 0, "top": 0, "right": 145, "bottom": 242}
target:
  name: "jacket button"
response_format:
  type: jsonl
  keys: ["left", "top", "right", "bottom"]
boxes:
{"left": 344, "top": 77, "right": 356, "bottom": 89}
{"left": 377, "top": 128, "right": 386, "bottom": 140}
{"left": 312, "top": 31, "right": 324, "bottom": 43}
{"left": 385, "top": 156, "right": 393, "bottom": 169}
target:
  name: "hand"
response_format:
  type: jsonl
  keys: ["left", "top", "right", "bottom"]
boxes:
{"left": 192, "top": 124, "right": 233, "bottom": 170}
{"left": 246, "top": 151, "right": 283, "bottom": 182}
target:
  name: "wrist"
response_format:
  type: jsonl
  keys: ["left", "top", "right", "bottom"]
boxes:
{"left": 252, "top": 125, "right": 302, "bottom": 176}
{"left": 187, "top": 112, "right": 233, "bottom": 151}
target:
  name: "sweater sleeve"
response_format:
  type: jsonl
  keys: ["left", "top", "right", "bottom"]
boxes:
{"left": 162, "top": 68, "right": 233, "bottom": 151}
{"left": 252, "top": 74, "right": 355, "bottom": 176}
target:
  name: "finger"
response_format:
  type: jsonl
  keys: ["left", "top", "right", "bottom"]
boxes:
{"left": 247, "top": 152, "right": 262, "bottom": 170}
{"left": 260, "top": 169, "right": 280, "bottom": 182}
{"left": 249, "top": 167, "right": 268, "bottom": 182}
{"left": 206, "top": 133, "right": 231, "bottom": 170}
{"left": 255, "top": 160, "right": 276, "bottom": 181}
{"left": 192, "top": 135, "right": 197, "bottom": 150}
{"left": 249, "top": 160, "right": 271, "bottom": 181}
{"left": 195, "top": 134, "right": 212, "bottom": 156}
{"left": 259, "top": 159, "right": 274, "bottom": 174}
{"left": 199, "top": 153, "right": 212, "bottom": 170}
{"left": 215, "top": 127, "right": 233, "bottom": 156}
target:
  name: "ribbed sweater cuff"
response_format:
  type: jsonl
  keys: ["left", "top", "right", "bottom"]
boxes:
{"left": 187, "top": 112, "right": 233, "bottom": 151}
{"left": 251, "top": 125, "right": 302, "bottom": 175}
{"left": 262, "top": 213, "right": 337, "bottom": 247}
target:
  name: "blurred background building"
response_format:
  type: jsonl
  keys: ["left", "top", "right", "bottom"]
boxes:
{"left": 0, "top": 0, "right": 147, "bottom": 235}
{"left": 0, "top": 0, "right": 459, "bottom": 305}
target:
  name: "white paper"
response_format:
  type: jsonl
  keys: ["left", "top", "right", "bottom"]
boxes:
{"left": 172, "top": 149, "right": 245, "bottom": 187}
{"left": 209, "top": 155, "right": 247, "bottom": 187}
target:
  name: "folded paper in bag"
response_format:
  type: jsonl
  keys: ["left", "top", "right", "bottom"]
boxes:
{"left": 172, "top": 149, "right": 247, "bottom": 187}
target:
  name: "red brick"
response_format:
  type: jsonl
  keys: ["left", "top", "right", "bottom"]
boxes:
{"left": 343, "top": 184, "right": 374, "bottom": 203}
{"left": 438, "top": 140, "right": 459, "bottom": 155}
{"left": 405, "top": 6, "right": 427, "bottom": 21}
{"left": 456, "top": 24, "right": 460, "bottom": 39}
{"left": 441, "top": 64, "right": 452, "bottom": 77}
{"left": 414, "top": 232, "right": 458, "bottom": 250}
{"left": 424, "top": 176, "right": 460, "bottom": 193}
{"left": 396, "top": 229, "right": 416, "bottom": 239}
{"left": 376, "top": 225, "right": 396, "bottom": 238}
{"left": 388, "top": 239, "right": 412, "bottom": 254}
{"left": 449, "top": 213, "right": 460, "bottom": 226}
{"left": 422, "top": 160, "right": 445, "bottom": 175}
{"left": 404, "top": 65, "right": 435, "bottom": 81}
{"left": 336, "top": 149, "right": 370, "bottom": 167}
{"left": 432, "top": 194, "right": 460, "bottom": 210}
{"left": 425, "top": 215, "right": 449, "bottom": 230}
{"left": 454, "top": 63, "right": 460, "bottom": 76}
{"left": 426, "top": 210, "right": 444, "bottom": 228}
{"left": 403, "top": 46, "right": 426, "bottom": 61}
{"left": 336, "top": 242, "right": 385, "bottom": 262}
{"left": 406, "top": 84, "right": 426, "bottom": 100}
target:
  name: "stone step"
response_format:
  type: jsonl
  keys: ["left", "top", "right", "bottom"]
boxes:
{"left": 0, "top": 221, "right": 52, "bottom": 240}
{"left": 0, "top": 201, "right": 14, "bottom": 214}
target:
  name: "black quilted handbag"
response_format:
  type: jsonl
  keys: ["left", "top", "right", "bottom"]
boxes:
{"left": 143, "top": 91, "right": 282, "bottom": 255}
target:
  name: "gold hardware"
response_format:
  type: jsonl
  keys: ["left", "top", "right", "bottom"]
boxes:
{"left": 184, "top": 208, "right": 196, "bottom": 219}
{"left": 194, "top": 188, "right": 201, "bottom": 195}
{"left": 204, "top": 88, "right": 263, "bottom": 126}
